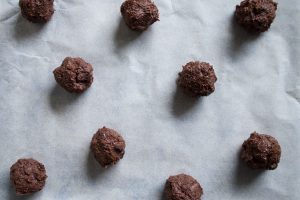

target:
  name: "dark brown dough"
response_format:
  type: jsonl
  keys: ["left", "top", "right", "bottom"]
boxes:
{"left": 241, "top": 132, "right": 281, "bottom": 170}
{"left": 53, "top": 57, "right": 93, "bottom": 93}
{"left": 90, "top": 127, "right": 126, "bottom": 167}
{"left": 19, "top": 0, "right": 54, "bottom": 23}
{"left": 121, "top": 0, "right": 159, "bottom": 31}
{"left": 235, "top": 0, "right": 277, "bottom": 33}
{"left": 10, "top": 158, "right": 47, "bottom": 195}
{"left": 165, "top": 174, "right": 203, "bottom": 200}
{"left": 177, "top": 61, "right": 217, "bottom": 97}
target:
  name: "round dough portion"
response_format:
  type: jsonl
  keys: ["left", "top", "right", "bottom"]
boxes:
{"left": 121, "top": 0, "right": 159, "bottom": 31}
{"left": 19, "top": 0, "right": 54, "bottom": 23}
{"left": 165, "top": 174, "right": 203, "bottom": 200}
{"left": 91, "top": 127, "right": 126, "bottom": 167}
{"left": 235, "top": 0, "right": 277, "bottom": 33}
{"left": 53, "top": 57, "right": 94, "bottom": 93}
{"left": 177, "top": 61, "right": 217, "bottom": 97}
{"left": 241, "top": 132, "right": 281, "bottom": 170}
{"left": 10, "top": 158, "right": 47, "bottom": 195}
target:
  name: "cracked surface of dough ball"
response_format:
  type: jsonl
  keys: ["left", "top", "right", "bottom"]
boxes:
{"left": 235, "top": 0, "right": 277, "bottom": 33}
{"left": 19, "top": 0, "right": 54, "bottom": 23}
{"left": 241, "top": 132, "right": 281, "bottom": 170}
{"left": 91, "top": 127, "right": 126, "bottom": 167}
{"left": 165, "top": 174, "right": 203, "bottom": 200}
{"left": 10, "top": 158, "right": 47, "bottom": 195}
{"left": 53, "top": 57, "right": 93, "bottom": 93}
{"left": 121, "top": 0, "right": 159, "bottom": 31}
{"left": 177, "top": 61, "right": 217, "bottom": 97}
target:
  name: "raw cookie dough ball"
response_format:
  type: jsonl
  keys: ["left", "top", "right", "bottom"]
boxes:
{"left": 19, "top": 0, "right": 54, "bottom": 23}
{"left": 10, "top": 158, "right": 47, "bottom": 195}
{"left": 121, "top": 0, "right": 159, "bottom": 31}
{"left": 241, "top": 132, "right": 281, "bottom": 170}
{"left": 91, "top": 127, "right": 126, "bottom": 167}
{"left": 177, "top": 61, "right": 217, "bottom": 97}
{"left": 53, "top": 57, "right": 93, "bottom": 93}
{"left": 165, "top": 174, "right": 203, "bottom": 200}
{"left": 235, "top": 0, "right": 277, "bottom": 33}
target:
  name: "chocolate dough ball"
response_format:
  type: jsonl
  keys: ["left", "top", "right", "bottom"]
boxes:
{"left": 235, "top": 0, "right": 277, "bottom": 33}
{"left": 165, "top": 174, "right": 203, "bottom": 200}
{"left": 241, "top": 132, "right": 281, "bottom": 170}
{"left": 10, "top": 158, "right": 47, "bottom": 195}
{"left": 121, "top": 0, "right": 159, "bottom": 31}
{"left": 53, "top": 57, "right": 93, "bottom": 93}
{"left": 19, "top": 0, "right": 54, "bottom": 23}
{"left": 91, "top": 127, "right": 126, "bottom": 167}
{"left": 177, "top": 61, "right": 217, "bottom": 97}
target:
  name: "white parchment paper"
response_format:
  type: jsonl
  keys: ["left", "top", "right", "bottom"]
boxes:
{"left": 0, "top": 0, "right": 299, "bottom": 199}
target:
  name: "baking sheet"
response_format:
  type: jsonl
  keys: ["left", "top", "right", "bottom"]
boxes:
{"left": 0, "top": 0, "right": 299, "bottom": 199}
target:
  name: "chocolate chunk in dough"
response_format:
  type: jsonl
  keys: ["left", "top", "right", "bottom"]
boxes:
{"left": 91, "top": 127, "right": 126, "bottom": 167}
{"left": 165, "top": 174, "right": 203, "bottom": 200}
{"left": 121, "top": 0, "right": 159, "bottom": 31}
{"left": 177, "top": 61, "right": 217, "bottom": 97}
{"left": 241, "top": 132, "right": 281, "bottom": 170}
{"left": 235, "top": 0, "right": 277, "bottom": 33}
{"left": 10, "top": 158, "right": 47, "bottom": 195}
{"left": 19, "top": 0, "right": 54, "bottom": 23}
{"left": 53, "top": 57, "right": 93, "bottom": 93}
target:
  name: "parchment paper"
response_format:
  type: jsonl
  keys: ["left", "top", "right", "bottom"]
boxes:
{"left": 0, "top": 0, "right": 299, "bottom": 199}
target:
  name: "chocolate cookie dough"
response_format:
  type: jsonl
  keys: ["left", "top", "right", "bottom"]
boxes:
{"left": 121, "top": 0, "right": 159, "bottom": 31}
{"left": 177, "top": 61, "right": 217, "bottom": 97}
{"left": 235, "top": 0, "right": 277, "bottom": 33}
{"left": 165, "top": 174, "right": 203, "bottom": 200}
{"left": 91, "top": 127, "right": 126, "bottom": 167}
{"left": 241, "top": 132, "right": 281, "bottom": 170}
{"left": 53, "top": 57, "right": 93, "bottom": 93}
{"left": 10, "top": 158, "right": 47, "bottom": 195}
{"left": 19, "top": 0, "right": 54, "bottom": 23}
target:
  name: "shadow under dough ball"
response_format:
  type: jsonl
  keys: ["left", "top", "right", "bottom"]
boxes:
{"left": 53, "top": 57, "right": 93, "bottom": 93}
{"left": 10, "top": 158, "right": 47, "bottom": 195}
{"left": 177, "top": 61, "right": 217, "bottom": 97}
{"left": 91, "top": 127, "right": 126, "bottom": 168}
{"left": 235, "top": 0, "right": 277, "bottom": 33}
{"left": 165, "top": 174, "right": 203, "bottom": 200}
{"left": 241, "top": 132, "right": 281, "bottom": 170}
{"left": 121, "top": 0, "right": 159, "bottom": 31}
{"left": 19, "top": 0, "right": 54, "bottom": 23}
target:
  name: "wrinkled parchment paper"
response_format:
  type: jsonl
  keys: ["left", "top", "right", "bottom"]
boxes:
{"left": 0, "top": 0, "right": 299, "bottom": 199}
